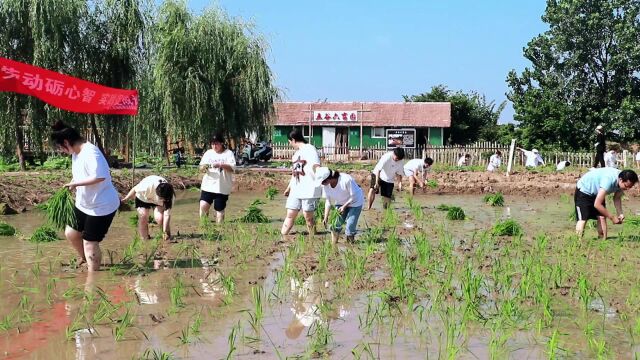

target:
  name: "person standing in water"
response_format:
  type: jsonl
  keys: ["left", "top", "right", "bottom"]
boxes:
{"left": 50, "top": 121, "right": 119, "bottom": 272}
{"left": 121, "top": 175, "right": 175, "bottom": 241}
{"left": 282, "top": 129, "right": 321, "bottom": 236}
{"left": 199, "top": 133, "right": 236, "bottom": 223}
{"left": 315, "top": 167, "right": 364, "bottom": 243}
{"left": 367, "top": 147, "right": 405, "bottom": 210}
{"left": 400, "top": 157, "right": 434, "bottom": 195}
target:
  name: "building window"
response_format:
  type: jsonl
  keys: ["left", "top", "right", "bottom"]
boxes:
{"left": 302, "top": 126, "right": 311, "bottom": 137}
{"left": 371, "top": 127, "right": 385, "bottom": 138}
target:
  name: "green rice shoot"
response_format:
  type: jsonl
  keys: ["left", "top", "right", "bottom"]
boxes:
{"left": 236, "top": 199, "right": 270, "bottom": 223}
{"left": 491, "top": 219, "right": 523, "bottom": 236}
{"left": 265, "top": 186, "right": 278, "bottom": 200}
{"left": 425, "top": 179, "right": 438, "bottom": 189}
{"left": 29, "top": 226, "right": 60, "bottom": 243}
{"left": 483, "top": 192, "right": 505, "bottom": 206}
{"left": 446, "top": 206, "right": 465, "bottom": 220}
{"left": 0, "top": 222, "right": 16, "bottom": 236}
{"left": 45, "top": 188, "right": 77, "bottom": 230}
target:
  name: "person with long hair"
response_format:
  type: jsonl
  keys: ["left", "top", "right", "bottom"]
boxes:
{"left": 121, "top": 175, "right": 175, "bottom": 241}
{"left": 50, "top": 121, "right": 119, "bottom": 272}
{"left": 199, "top": 133, "right": 236, "bottom": 223}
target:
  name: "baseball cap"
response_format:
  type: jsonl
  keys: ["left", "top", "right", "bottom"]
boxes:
{"left": 314, "top": 167, "right": 331, "bottom": 186}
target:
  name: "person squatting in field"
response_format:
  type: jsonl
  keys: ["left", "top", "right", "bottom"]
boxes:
{"left": 400, "top": 157, "right": 434, "bottom": 195}
{"left": 121, "top": 175, "right": 175, "bottom": 241}
{"left": 574, "top": 167, "right": 638, "bottom": 239}
{"left": 315, "top": 167, "right": 364, "bottom": 244}
{"left": 198, "top": 133, "right": 236, "bottom": 223}
{"left": 51, "top": 121, "right": 119, "bottom": 272}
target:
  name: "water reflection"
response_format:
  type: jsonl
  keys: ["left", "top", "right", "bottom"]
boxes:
{"left": 133, "top": 277, "right": 158, "bottom": 305}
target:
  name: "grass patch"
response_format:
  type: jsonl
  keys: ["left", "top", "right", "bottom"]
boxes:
{"left": 28, "top": 226, "right": 59, "bottom": 243}
{"left": 483, "top": 192, "right": 505, "bottom": 207}
{"left": 0, "top": 222, "right": 16, "bottom": 236}
{"left": 446, "top": 206, "right": 466, "bottom": 220}
{"left": 491, "top": 219, "right": 523, "bottom": 236}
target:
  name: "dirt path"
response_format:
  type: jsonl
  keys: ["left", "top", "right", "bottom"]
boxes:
{"left": 0, "top": 168, "right": 634, "bottom": 213}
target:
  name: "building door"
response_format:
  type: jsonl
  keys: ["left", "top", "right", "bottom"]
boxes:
{"left": 322, "top": 127, "right": 336, "bottom": 154}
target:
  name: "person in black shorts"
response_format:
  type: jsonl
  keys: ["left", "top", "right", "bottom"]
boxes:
{"left": 367, "top": 148, "right": 405, "bottom": 210}
{"left": 121, "top": 175, "right": 175, "bottom": 241}
{"left": 198, "top": 133, "right": 236, "bottom": 223}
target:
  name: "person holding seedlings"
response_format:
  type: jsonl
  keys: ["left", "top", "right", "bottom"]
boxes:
{"left": 400, "top": 157, "right": 434, "bottom": 195}
{"left": 457, "top": 153, "right": 471, "bottom": 167}
{"left": 50, "top": 121, "right": 119, "bottom": 272}
{"left": 367, "top": 147, "right": 405, "bottom": 210}
{"left": 199, "top": 133, "right": 236, "bottom": 223}
{"left": 487, "top": 150, "right": 502, "bottom": 172}
{"left": 315, "top": 167, "right": 364, "bottom": 243}
{"left": 574, "top": 167, "right": 638, "bottom": 239}
{"left": 282, "top": 129, "right": 321, "bottom": 236}
{"left": 517, "top": 147, "right": 544, "bottom": 168}
{"left": 593, "top": 125, "right": 606, "bottom": 168}
{"left": 121, "top": 175, "right": 175, "bottom": 241}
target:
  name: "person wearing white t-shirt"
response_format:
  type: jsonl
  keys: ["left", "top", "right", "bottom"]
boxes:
{"left": 487, "top": 151, "right": 502, "bottom": 172}
{"left": 199, "top": 134, "right": 236, "bottom": 223}
{"left": 315, "top": 167, "right": 364, "bottom": 243}
{"left": 556, "top": 161, "right": 570, "bottom": 171}
{"left": 121, "top": 175, "right": 175, "bottom": 241}
{"left": 457, "top": 154, "right": 471, "bottom": 167}
{"left": 517, "top": 147, "right": 544, "bottom": 168}
{"left": 400, "top": 157, "right": 434, "bottom": 195}
{"left": 636, "top": 151, "right": 640, "bottom": 169}
{"left": 604, "top": 150, "right": 620, "bottom": 168}
{"left": 367, "top": 148, "right": 405, "bottom": 210}
{"left": 50, "top": 121, "right": 119, "bottom": 272}
{"left": 282, "top": 129, "right": 321, "bottom": 236}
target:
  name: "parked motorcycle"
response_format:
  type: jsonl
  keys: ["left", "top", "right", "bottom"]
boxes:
{"left": 237, "top": 141, "right": 273, "bottom": 165}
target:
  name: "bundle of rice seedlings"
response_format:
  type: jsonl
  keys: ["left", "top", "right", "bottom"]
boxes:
{"left": 491, "top": 219, "right": 523, "bottom": 236}
{"left": 46, "top": 188, "right": 77, "bottom": 230}
{"left": 483, "top": 192, "right": 505, "bottom": 207}
{"left": 29, "top": 226, "right": 59, "bottom": 243}
{"left": 0, "top": 221, "right": 16, "bottom": 236}
{"left": 265, "top": 186, "right": 279, "bottom": 200}
{"left": 236, "top": 200, "right": 270, "bottom": 223}
{"left": 446, "top": 206, "right": 466, "bottom": 220}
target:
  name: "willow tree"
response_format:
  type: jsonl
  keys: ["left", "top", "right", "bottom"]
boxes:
{"left": 151, "top": 1, "right": 278, "bottom": 149}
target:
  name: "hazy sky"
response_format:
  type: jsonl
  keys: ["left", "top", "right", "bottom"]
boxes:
{"left": 189, "top": 0, "right": 548, "bottom": 123}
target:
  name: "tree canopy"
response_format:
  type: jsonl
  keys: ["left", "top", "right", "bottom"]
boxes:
{"left": 507, "top": 0, "right": 640, "bottom": 150}
{"left": 404, "top": 85, "right": 506, "bottom": 145}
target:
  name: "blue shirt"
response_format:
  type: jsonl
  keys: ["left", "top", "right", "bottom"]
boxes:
{"left": 577, "top": 168, "right": 621, "bottom": 196}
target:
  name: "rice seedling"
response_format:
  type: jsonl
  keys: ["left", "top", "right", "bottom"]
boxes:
{"left": 178, "top": 312, "right": 202, "bottom": 344}
{"left": 168, "top": 276, "right": 187, "bottom": 314}
{"left": 406, "top": 196, "right": 424, "bottom": 220}
{"left": 318, "top": 239, "right": 333, "bottom": 272}
{"left": 0, "top": 314, "right": 14, "bottom": 331}
{"left": 247, "top": 286, "right": 264, "bottom": 332}
{"left": 491, "top": 219, "right": 523, "bottom": 236}
{"left": 414, "top": 232, "right": 432, "bottom": 267}
{"left": 129, "top": 214, "right": 154, "bottom": 227}
{"left": 226, "top": 321, "right": 241, "bottom": 360}
{"left": 28, "top": 225, "right": 59, "bottom": 243}
{"left": 483, "top": 192, "right": 505, "bottom": 206}
{"left": 235, "top": 199, "right": 270, "bottom": 223}
{"left": 306, "top": 321, "right": 334, "bottom": 358}
{"left": 113, "top": 305, "right": 134, "bottom": 341}
{"left": 0, "top": 221, "right": 16, "bottom": 236}
{"left": 446, "top": 206, "right": 465, "bottom": 220}
{"left": 45, "top": 188, "right": 77, "bottom": 230}
{"left": 577, "top": 274, "right": 592, "bottom": 311}
{"left": 139, "top": 349, "right": 175, "bottom": 360}
{"left": 426, "top": 179, "right": 438, "bottom": 188}
{"left": 220, "top": 273, "right": 236, "bottom": 304}
{"left": 294, "top": 215, "right": 307, "bottom": 226}
{"left": 547, "top": 330, "right": 560, "bottom": 359}
{"left": 265, "top": 186, "right": 278, "bottom": 200}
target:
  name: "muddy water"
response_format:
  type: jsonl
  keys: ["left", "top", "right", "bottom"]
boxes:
{"left": 1, "top": 191, "right": 639, "bottom": 359}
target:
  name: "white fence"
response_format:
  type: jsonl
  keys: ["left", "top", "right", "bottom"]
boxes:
{"left": 272, "top": 142, "right": 639, "bottom": 168}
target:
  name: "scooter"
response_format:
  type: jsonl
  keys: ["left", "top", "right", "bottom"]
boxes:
{"left": 237, "top": 141, "right": 273, "bottom": 165}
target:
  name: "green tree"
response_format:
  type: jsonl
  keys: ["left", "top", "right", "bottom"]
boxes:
{"left": 507, "top": 0, "right": 640, "bottom": 150}
{"left": 404, "top": 85, "right": 506, "bottom": 145}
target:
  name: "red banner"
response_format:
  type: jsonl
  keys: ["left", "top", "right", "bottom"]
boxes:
{"left": 0, "top": 57, "right": 138, "bottom": 115}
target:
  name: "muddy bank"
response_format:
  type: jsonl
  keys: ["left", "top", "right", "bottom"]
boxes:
{"left": 0, "top": 168, "right": 632, "bottom": 212}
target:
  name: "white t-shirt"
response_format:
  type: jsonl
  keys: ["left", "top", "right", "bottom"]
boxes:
{"left": 71, "top": 142, "right": 119, "bottom": 216}
{"left": 199, "top": 149, "right": 236, "bottom": 195}
{"left": 604, "top": 151, "right": 618, "bottom": 168}
{"left": 322, "top": 173, "right": 364, "bottom": 208}
{"left": 556, "top": 161, "right": 568, "bottom": 171}
{"left": 372, "top": 152, "right": 404, "bottom": 182}
{"left": 524, "top": 151, "right": 544, "bottom": 167}
{"left": 290, "top": 143, "right": 321, "bottom": 199}
{"left": 457, "top": 156, "right": 467, "bottom": 166}
{"left": 636, "top": 152, "right": 640, "bottom": 161}
{"left": 487, "top": 154, "right": 501, "bottom": 171}
{"left": 134, "top": 175, "right": 173, "bottom": 206}
{"left": 403, "top": 159, "right": 426, "bottom": 177}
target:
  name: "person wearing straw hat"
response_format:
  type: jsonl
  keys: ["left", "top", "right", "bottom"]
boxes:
{"left": 593, "top": 125, "right": 606, "bottom": 168}
{"left": 315, "top": 167, "right": 364, "bottom": 243}
{"left": 517, "top": 147, "right": 544, "bottom": 168}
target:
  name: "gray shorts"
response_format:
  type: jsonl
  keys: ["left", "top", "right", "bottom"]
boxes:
{"left": 286, "top": 197, "right": 318, "bottom": 212}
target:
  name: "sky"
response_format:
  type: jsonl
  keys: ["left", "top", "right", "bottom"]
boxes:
{"left": 189, "top": 0, "right": 548, "bottom": 124}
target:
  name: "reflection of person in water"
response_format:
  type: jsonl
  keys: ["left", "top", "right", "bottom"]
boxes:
{"left": 284, "top": 276, "right": 348, "bottom": 339}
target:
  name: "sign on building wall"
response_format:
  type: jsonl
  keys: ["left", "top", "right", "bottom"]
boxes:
{"left": 313, "top": 110, "right": 358, "bottom": 122}
{"left": 386, "top": 129, "right": 416, "bottom": 148}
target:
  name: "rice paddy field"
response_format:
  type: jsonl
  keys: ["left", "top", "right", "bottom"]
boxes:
{"left": 2, "top": 190, "right": 640, "bottom": 359}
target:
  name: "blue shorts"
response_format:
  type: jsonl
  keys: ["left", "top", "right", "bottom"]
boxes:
{"left": 330, "top": 205, "right": 362, "bottom": 236}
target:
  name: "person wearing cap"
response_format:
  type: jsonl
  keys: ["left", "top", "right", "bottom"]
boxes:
{"left": 121, "top": 175, "right": 176, "bottom": 241}
{"left": 517, "top": 147, "right": 545, "bottom": 168}
{"left": 593, "top": 125, "right": 606, "bottom": 168}
{"left": 316, "top": 167, "right": 364, "bottom": 243}
{"left": 487, "top": 150, "right": 502, "bottom": 172}
{"left": 400, "top": 157, "right": 434, "bottom": 195}
{"left": 574, "top": 168, "right": 638, "bottom": 239}
{"left": 282, "top": 129, "right": 321, "bottom": 236}
{"left": 199, "top": 133, "right": 236, "bottom": 223}
{"left": 368, "top": 147, "right": 405, "bottom": 210}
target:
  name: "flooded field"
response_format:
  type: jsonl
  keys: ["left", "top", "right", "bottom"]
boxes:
{"left": 2, "top": 190, "right": 640, "bottom": 359}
